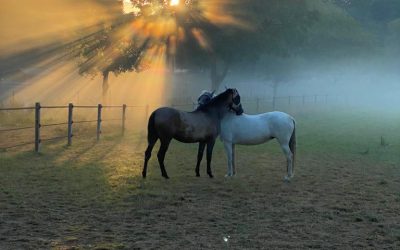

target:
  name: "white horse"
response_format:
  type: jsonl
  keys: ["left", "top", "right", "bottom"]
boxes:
{"left": 197, "top": 91, "right": 296, "bottom": 181}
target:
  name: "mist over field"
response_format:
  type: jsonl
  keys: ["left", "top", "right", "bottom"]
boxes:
{"left": 1, "top": 1, "right": 400, "bottom": 249}
{"left": 0, "top": 0, "right": 399, "bottom": 112}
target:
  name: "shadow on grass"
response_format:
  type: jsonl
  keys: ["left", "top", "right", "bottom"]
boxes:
{"left": 1, "top": 131, "right": 251, "bottom": 249}
{"left": 0, "top": 132, "right": 150, "bottom": 249}
{"left": 2, "top": 114, "right": 400, "bottom": 249}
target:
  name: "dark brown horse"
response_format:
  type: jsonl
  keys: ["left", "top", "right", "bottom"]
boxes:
{"left": 142, "top": 88, "right": 243, "bottom": 179}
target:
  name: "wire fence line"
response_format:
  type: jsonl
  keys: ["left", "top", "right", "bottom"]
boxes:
{"left": 0, "top": 94, "right": 341, "bottom": 152}
{"left": 0, "top": 103, "right": 145, "bottom": 152}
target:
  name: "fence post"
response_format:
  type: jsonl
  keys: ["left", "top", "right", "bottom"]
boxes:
{"left": 302, "top": 95, "right": 305, "bottom": 105}
{"left": 96, "top": 104, "right": 102, "bottom": 141}
{"left": 314, "top": 95, "right": 317, "bottom": 104}
{"left": 122, "top": 104, "right": 126, "bottom": 135}
{"left": 34, "top": 102, "right": 41, "bottom": 152}
{"left": 288, "top": 96, "right": 292, "bottom": 106}
{"left": 67, "top": 103, "right": 73, "bottom": 146}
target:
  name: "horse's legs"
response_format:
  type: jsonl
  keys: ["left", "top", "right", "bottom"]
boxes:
{"left": 223, "top": 142, "right": 233, "bottom": 177}
{"left": 232, "top": 144, "right": 236, "bottom": 176}
{"left": 142, "top": 134, "right": 158, "bottom": 178}
{"left": 195, "top": 142, "right": 206, "bottom": 177}
{"left": 157, "top": 138, "right": 172, "bottom": 179}
{"left": 206, "top": 140, "right": 216, "bottom": 178}
{"left": 281, "top": 144, "right": 294, "bottom": 181}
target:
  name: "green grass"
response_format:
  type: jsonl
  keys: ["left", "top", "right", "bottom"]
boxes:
{"left": 1, "top": 108, "right": 400, "bottom": 249}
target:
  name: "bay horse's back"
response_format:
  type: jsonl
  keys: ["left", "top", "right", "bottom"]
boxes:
{"left": 150, "top": 107, "right": 216, "bottom": 143}
{"left": 151, "top": 107, "right": 181, "bottom": 139}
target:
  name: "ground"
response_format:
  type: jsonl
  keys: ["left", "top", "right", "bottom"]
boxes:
{"left": 1, "top": 109, "right": 400, "bottom": 249}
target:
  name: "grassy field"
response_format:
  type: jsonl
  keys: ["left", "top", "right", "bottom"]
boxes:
{"left": 1, "top": 108, "right": 400, "bottom": 249}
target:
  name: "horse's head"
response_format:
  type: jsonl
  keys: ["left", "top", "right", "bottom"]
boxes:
{"left": 197, "top": 88, "right": 244, "bottom": 116}
{"left": 223, "top": 88, "right": 244, "bottom": 115}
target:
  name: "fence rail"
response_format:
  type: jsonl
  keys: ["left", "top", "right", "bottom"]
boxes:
{"left": 0, "top": 126, "right": 35, "bottom": 132}
{"left": 41, "top": 105, "right": 68, "bottom": 109}
{"left": 41, "top": 122, "right": 69, "bottom": 127}
{"left": 0, "top": 107, "right": 35, "bottom": 111}
{"left": 0, "top": 94, "right": 341, "bottom": 152}
{"left": 0, "top": 102, "right": 132, "bottom": 152}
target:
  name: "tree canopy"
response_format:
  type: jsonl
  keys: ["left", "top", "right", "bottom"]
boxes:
{"left": 69, "top": 0, "right": 397, "bottom": 93}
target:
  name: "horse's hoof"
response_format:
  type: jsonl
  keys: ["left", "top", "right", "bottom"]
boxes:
{"left": 284, "top": 176, "right": 291, "bottom": 183}
{"left": 208, "top": 173, "right": 214, "bottom": 178}
{"left": 196, "top": 173, "right": 200, "bottom": 177}
{"left": 162, "top": 174, "right": 169, "bottom": 179}
{"left": 142, "top": 172, "right": 147, "bottom": 178}
{"left": 224, "top": 174, "right": 232, "bottom": 178}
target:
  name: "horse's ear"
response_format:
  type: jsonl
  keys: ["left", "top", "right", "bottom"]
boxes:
{"left": 211, "top": 90, "right": 215, "bottom": 96}
{"left": 225, "top": 85, "right": 228, "bottom": 90}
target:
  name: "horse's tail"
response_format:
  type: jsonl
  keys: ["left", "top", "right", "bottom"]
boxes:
{"left": 147, "top": 111, "right": 158, "bottom": 143}
{"left": 143, "top": 110, "right": 158, "bottom": 178}
{"left": 289, "top": 119, "right": 296, "bottom": 173}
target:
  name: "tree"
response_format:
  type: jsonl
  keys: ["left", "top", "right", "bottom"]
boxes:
{"left": 70, "top": 0, "right": 380, "bottom": 97}
{"left": 387, "top": 18, "right": 400, "bottom": 55}
{"left": 334, "top": 0, "right": 400, "bottom": 52}
{"left": 70, "top": 0, "right": 183, "bottom": 100}
{"left": 70, "top": 15, "right": 150, "bottom": 102}
{"left": 302, "top": 0, "right": 375, "bottom": 59}
{"left": 130, "top": 0, "right": 257, "bottom": 90}
{"left": 172, "top": 0, "right": 321, "bottom": 91}
{"left": 253, "top": 0, "right": 376, "bottom": 103}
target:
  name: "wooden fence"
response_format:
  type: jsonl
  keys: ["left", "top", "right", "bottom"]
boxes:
{"left": 0, "top": 103, "right": 151, "bottom": 152}
{"left": 0, "top": 94, "right": 342, "bottom": 152}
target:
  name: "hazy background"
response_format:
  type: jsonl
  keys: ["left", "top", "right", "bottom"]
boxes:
{"left": 0, "top": 0, "right": 399, "bottom": 111}
{"left": 2, "top": 2, "right": 400, "bottom": 248}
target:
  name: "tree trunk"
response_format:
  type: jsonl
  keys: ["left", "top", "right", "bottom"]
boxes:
{"left": 210, "top": 56, "right": 229, "bottom": 91}
{"left": 210, "top": 57, "right": 218, "bottom": 91}
{"left": 102, "top": 70, "right": 109, "bottom": 104}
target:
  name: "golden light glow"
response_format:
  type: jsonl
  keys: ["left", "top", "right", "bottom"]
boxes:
{"left": 122, "top": 0, "right": 140, "bottom": 14}
{"left": 0, "top": 0, "right": 248, "bottom": 115}
{"left": 191, "top": 28, "right": 210, "bottom": 51}
{"left": 6, "top": 61, "right": 169, "bottom": 125}
{"left": 0, "top": 0, "right": 254, "bottom": 186}
{"left": 170, "top": 0, "right": 180, "bottom": 6}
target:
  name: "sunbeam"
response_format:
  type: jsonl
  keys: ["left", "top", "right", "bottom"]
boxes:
{"left": 1, "top": 0, "right": 250, "bottom": 108}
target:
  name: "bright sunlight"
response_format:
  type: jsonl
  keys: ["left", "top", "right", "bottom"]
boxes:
{"left": 170, "top": 0, "right": 179, "bottom": 6}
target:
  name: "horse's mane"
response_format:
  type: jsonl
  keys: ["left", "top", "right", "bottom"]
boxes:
{"left": 196, "top": 89, "right": 232, "bottom": 112}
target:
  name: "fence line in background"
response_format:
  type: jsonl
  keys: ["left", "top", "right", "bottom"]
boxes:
{"left": 0, "top": 102, "right": 135, "bottom": 152}
{"left": 0, "top": 94, "right": 343, "bottom": 152}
